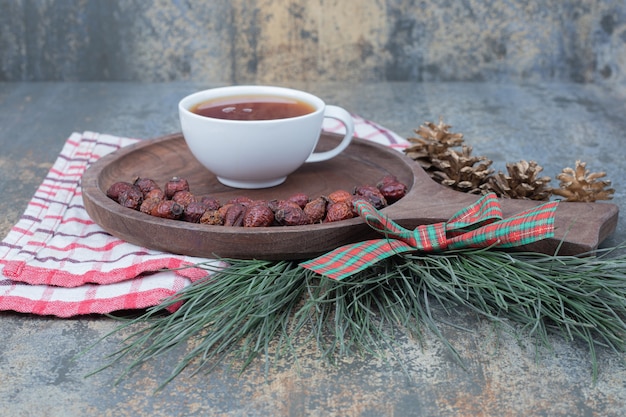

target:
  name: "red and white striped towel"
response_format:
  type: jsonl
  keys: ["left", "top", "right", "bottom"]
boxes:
{"left": 0, "top": 116, "right": 408, "bottom": 317}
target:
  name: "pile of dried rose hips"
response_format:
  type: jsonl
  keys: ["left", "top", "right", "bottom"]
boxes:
{"left": 106, "top": 175, "right": 407, "bottom": 227}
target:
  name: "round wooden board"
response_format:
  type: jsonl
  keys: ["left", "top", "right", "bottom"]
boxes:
{"left": 82, "top": 133, "right": 619, "bottom": 260}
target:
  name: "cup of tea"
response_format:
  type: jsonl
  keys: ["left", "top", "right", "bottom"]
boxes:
{"left": 178, "top": 85, "right": 355, "bottom": 188}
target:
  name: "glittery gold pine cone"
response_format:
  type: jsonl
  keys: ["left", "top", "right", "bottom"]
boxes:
{"left": 404, "top": 117, "right": 465, "bottom": 171}
{"left": 481, "top": 160, "right": 552, "bottom": 200}
{"left": 430, "top": 146, "right": 494, "bottom": 194}
{"left": 551, "top": 160, "right": 615, "bottom": 202}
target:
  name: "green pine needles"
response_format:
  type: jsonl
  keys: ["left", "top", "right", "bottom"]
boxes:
{"left": 87, "top": 245, "right": 626, "bottom": 390}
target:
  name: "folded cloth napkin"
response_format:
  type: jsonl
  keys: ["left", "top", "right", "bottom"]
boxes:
{"left": 0, "top": 116, "right": 408, "bottom": 317}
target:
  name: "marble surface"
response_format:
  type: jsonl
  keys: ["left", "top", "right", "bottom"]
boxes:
{"left": 0, "top": 81, "right": 625, "bottom": 416}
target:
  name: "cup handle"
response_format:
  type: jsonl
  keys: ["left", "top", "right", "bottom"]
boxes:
{"left": 305, "top": 105, "right": 355, "bottom": 163}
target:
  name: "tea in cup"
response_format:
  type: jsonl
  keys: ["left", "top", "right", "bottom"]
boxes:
{"left": 178, "top": 85, "right": 355, "bottom": 188}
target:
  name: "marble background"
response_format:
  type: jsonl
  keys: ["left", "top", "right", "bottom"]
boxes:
{"left": 1, "top": 0, "right": 626, "bottom": 89}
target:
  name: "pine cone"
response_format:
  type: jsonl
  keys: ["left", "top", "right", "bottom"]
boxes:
{"left": 481, "top": 160, "right": 552, "bottom": 200}
{"left": 430, "top": 146, "right": 494, "bottom": 194}
{"left": 404, "top": 117, "right": 465, "bottom": 171}
{"left": 551, "top": 161, "right": 615, "bottom": 202}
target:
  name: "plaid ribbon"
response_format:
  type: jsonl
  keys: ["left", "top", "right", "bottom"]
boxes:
{"left": 300, "top": 193, "right": 558, "bottom": 280}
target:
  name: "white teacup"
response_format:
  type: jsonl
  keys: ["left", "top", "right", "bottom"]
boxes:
{"left": 178, "top": 85, "right": 355, "bottom": 189}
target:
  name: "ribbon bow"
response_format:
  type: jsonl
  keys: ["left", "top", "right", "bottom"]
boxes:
{"left": 301, "top": 193, "right": 558, "bottom": 280}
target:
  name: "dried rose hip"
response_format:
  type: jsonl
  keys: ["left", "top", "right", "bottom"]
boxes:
{"left": 325, "top": 201, "right": 354, "bottom": 222}
{"left": 303, "top": 196, "right": 327, "bottom": 224}
{"left": 377, "top": 175, "right": 398, "bottom": 186}
{"left": 287, "top": 193, "right": 309, "bottom": 209}
{"left": 133, "top": 177, "right": 161, "bottom": 197}
{"left": 164, "top": 177, "right": 190, "bottom": 199}
{"left": 197, "top": 195, "right": 221, "bottom": 211}
{"left": 200, "top": 209, "right": 223, "bottom": 225}
{"left": 217, "top": 203, "right": 233, "bottom": 219}
{"left": 172, "top": 190, "right": 197, "bottom": 208}
{"left": 183, "top": 201, "right": 208, "bottom": 223}
{"left": 243, "top": 204, "right": 275, "bottom": 227}
{"left": 377, "top": 176, "right": 407, "bottom": 203}
{"left": 152, "top": 200, "right": 184, "bottom": 219}
{"left": 140, "top": 197, "right": 162, "bottom": 215}
{"left": 327, "top": 189, "right": 353, "bottom": 204}
{"left": 267, "top": 199, "right": 281, "bottom": 213}
{"left": 223, "top": 203, "right": 247, "bottom": 227}
{"left": 274, "top": 200, "right": 309, "bottom": 226}
{"left": 145, "top": 188, "right": 165, "bottom": 201}
{"left": 110, "top": 173, "right": 410, "bottom": 227}
{"left": 354, "top": 185, "right": 387, "bottom": 209}
{"left": 118, "top": 185, "right": 143, "bottom": 210}
{"left": 269, "top": 199, "right": 297, "bottom": 212}
{"left": 106, "top": 182, "right": 133, "bottom": 202}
